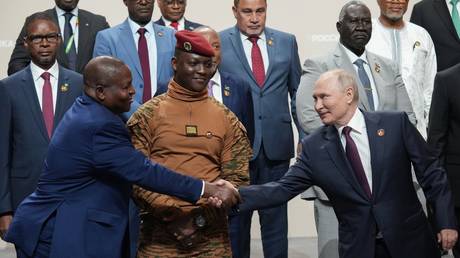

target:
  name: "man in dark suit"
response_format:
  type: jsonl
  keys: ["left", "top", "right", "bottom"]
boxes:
{"left": 0, "top": 13, "right": 82, "bottom": 239}
{"left": 3, "top": 56, "right": 240, "bottom": 258}
{"left": 219, "top": 0, "right": 301, "bottom": 257}
{"left": 411, "top": 0, "right": 460, "bottom": 71}
{"left": 93, "top": 0, "right": 176, "bottom": 120}
{"left": 194, "top": 25, "right": 254, "bottom": 255}
{"left": 428, "top": 63, "right": 460, "bottom": 257}
{"left": 155, "top": 0, "right": 202, "bottom": 31}
{"left": 8, "top": 0, "right": 109, "bottom": 75}
{"left": 237, "top": 69, "right": 458, "bottom": 258}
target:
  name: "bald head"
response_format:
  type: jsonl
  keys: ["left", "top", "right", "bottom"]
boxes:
{"left": 83, "top": 56, "right": 135, "bottom": 114}
{"left": 194, "top": 26, "right": 221, "bottom": 68}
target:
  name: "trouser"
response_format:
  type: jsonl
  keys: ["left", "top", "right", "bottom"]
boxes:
{"left": 232, "top": 145, "right": 290, "bottom": 258}
{"left": 374, "top": 238, "right": 392, "bottom": 258}
{"left": 16, "top": 214, "right": 55, "bottom": 258}
{"left": 452, "top": 207, "right": 460, "bottom": 257}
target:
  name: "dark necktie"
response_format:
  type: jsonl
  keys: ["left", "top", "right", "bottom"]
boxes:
{"left": 63, "top": 12, "right": 77, "bottom": 70}
{"left": 137, "top": 28, "right": 152, "bottom": 103}
{"left": 354, "top": 59, "right": 375, "bottom": 111}
{"left": 41, "top": 72, "right": 54, "bottom": 139}
{"left": 342, "top": 126, "right": 372, "bottom": 198}
{"left": 249, "top": 36, "right": 265, "bottom": 88}
{"left": 170, "top": 21, "right": 179, "bottom": 30}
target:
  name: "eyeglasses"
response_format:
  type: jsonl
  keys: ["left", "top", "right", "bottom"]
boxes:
{"left": 25, "top": 33, "right": 61, "bottom": 44}
{"left": 162, "top": 0, "right": 186, "bottom": 5}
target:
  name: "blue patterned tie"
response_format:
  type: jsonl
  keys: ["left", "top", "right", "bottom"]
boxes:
{"left": 354, "top": 59, "right": 375, "bottom": 111}
{"left": 64, "top": 12, "right": 77, "bottom": 70}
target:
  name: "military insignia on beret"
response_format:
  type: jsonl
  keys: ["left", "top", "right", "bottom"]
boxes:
{"left": 184, "top": 42, "right": 192, "bottom": 52}
{"left": 377, "top": 129, "right": 385, "bottom": 137}
{"left": 60, "top": 83, "right": 69, "bottom": 93}
{"left": 374, "top": 63, "right": 381, "bottom": 73}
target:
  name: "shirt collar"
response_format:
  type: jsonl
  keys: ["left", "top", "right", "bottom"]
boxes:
{"left": 335, "top": 108, "right": 366, "bottom": 136}
{"left": 340, "top": 43, "right": 368, "bottom": 65}
{"left": 30, "top": 61, "right": 59, "bottom": 82}
{"left": 55, "top": 6, "right": 79, "bottom": 17}
{"left": 161, "top": 16, "right": 185, "bottom": 27}
{"left": 128, "top": 17, "right": 155, "bottom": 36}
{"left": 210, "top": 69, "right": 221, "bottom": 87}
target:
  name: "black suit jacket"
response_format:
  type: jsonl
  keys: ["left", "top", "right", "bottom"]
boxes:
{"left": 411, "top": 0, "right": 460, "bottom": 71}
{"left": 428, "top": 63, "right": 460, "bottom": 206}
{"left": 239, "top": 111, "right": 456, "bottom": 258}
{"left": 154, "top": 17, "right": 203, "bottom": 31}
{"left": 8, "top": 8, "right": 109, "bottom": 75}
{"left": 0, "top": 65, "right": 82, "bottom": 214}
{"left": 220, "top": 70, "right": 254, "bottom": 147}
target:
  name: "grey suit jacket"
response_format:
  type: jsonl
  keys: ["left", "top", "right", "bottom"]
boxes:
{"left": 296, "top": 43, "right": 415, "bottom": 200}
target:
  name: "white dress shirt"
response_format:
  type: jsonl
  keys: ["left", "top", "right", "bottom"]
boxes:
{"left": 367, "top": 19, "right": 436, "bottom": 139}
{"left": 341, "top": 44, "right": 380, "bottom": 110}
{"left": 55, "top": 6, "right": 79, "bottom": 52}
{"left": 447, "top": 0, "right": 460, "bottom": 16}
{"left": 240, "top": 32, "right": 269, "bottom": 73}
{"left": 161, "top": 16, "right": 185, "bottom": 31}
{"left": 336, "top": 109, "right": 373, "bottom": 191}
{"left": 209, "top": 70, "right": 223, "bottom": 103}
{"left": 31, "top": 61, "right": 59, "bottom": 112}
{"left": 128, "top": 18, "right": 158, "bottom": 97}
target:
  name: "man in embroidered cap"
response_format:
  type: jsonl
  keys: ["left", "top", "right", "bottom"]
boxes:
{"left": 127, "top": 30, "right": 251, "bottom": 257}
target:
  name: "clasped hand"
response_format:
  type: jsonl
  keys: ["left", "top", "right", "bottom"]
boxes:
{"left": 203, "top": 179, "right": 240, "bottom": 209}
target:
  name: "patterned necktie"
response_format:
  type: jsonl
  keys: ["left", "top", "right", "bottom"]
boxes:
{"left": 170, "top": 21, "right": 179, "bottom": 30}
{"left": 342, "top": 126, "right": 372, "bottom": 198}
{"left": 138, "top": 28, "right": 152, "bottom": 103}
{"left": 451, "top": 0, "right": 460, "bottom": 38}
{"left": 249, "top": 36, "right": 265, "bottom": 88}
{"left": 207, "top": 80, "right": 214, "bottom": 97}
{"left": 63, "top": 12, "right": 77, "bottom": 70}
{"left": 41, "top": 72, "right": 54, "bottom": 139}
{"left": 354, "top": 59, "right": 375, "bottom": 111}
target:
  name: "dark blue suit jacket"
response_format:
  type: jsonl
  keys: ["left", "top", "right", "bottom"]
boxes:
{"left": 220, "top": 70, "right": 254, "bottom": 147}
{"left": 154, "top": 17, "right": 203, "bottom": 31}
{"left": 219, "top": 26, "right": 301, "bottom": 161}
{"left": 239, "top": 111, "right": 456, "bottom": 258}
{"left": 4, "top": 94, "right": 203, "bottom": 258}
{"left": 0, "top": 65, "right": 82, "bottom": 215}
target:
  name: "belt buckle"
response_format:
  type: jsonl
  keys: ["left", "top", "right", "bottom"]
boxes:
{"left": 194, "top": 214, "right": 206, "bottom": 228}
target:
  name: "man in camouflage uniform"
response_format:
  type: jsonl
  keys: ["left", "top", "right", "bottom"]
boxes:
{"left": 128, "top": 30, "right": 251, "bottom": 257}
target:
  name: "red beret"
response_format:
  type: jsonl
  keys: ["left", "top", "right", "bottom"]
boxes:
{"left": 175, "top": 30, "right": 215, "bottom": 57}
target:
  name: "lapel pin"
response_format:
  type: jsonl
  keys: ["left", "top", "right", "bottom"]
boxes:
{"left": 374, "top": 63, "right": 381, "bottom": 73}
{"left": 85, "top": 23, "right": 89, "bottom": 27}
{"left": 377, "top": 129, "right": 385, "bottom": 137}
{"left": 206, "top": 131, "right": 213, "bottom": 139}
{"left": 224, "top": 86, "right": 231, "bottom": 96}
{"left": 268, "top": 38, "right": 274, "bottom": 46}
{"left": 60, "top": 83, "right": 69, "bottom": 93}
{"left": 412, "top": 41, "right": 421, "bottom": 50}
{"left": 158, "top": 31, "right": 164, "bottom": 37}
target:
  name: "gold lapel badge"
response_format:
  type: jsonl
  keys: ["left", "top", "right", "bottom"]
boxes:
{"left": 157, "top": 31, "right": 164, "bottom": 37}
{"left": 268, "top": 38, "right": 274, "bottom": 46}
{"left": 60, "top": 83, "right": 69, "bottom": 93}
{"left": 185, "top": 125, "right": 198, "bottom": 137}
{"left": 374, "top": 63, "right": 381, "bottom": 73}
{"left": 206, "top": 131, "right": 213, "bottom": 139}
{"left": 377, "top": 129, "right": 385, "bottom": 137}
{"left": 224, "top": 86, "right": 231, "bottom": 97}
{"left": 412, "top": 41, "right": 421, "bottom": 50}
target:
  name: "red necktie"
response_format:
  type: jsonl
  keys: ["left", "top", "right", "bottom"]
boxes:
{"left": 343, "top": 126, "right": 372, "bottom": 198}
{"left": 249, "top": 36, "right": 265, "bottom": 88}
{"left": 138, "top": 28, "right": 152, "bottom": 103}
{"left": 170, "top": 21, "right": 179, "bottom": 30}
{"left": 41, "top": 72, "right": 54, "bottom": 139}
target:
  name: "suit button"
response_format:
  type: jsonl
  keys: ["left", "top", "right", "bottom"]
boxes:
{"left": 258, "top": 115, "right": 262, "bottom": 120}
{"left": 259, "top": 92, "right": 263, "bottom": 97}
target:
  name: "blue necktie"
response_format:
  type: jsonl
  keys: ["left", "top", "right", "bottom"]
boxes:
{"left": 64, "top": 12, "right": 77, "bottom": 70}
{"left": 354, "top": 59, "right": 375, "bottom": 111}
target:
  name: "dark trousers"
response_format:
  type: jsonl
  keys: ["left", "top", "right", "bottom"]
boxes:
{"left": 231, "top": 145, "right": 290, "bottom": 258}
{"left": 16, "top": 214, "right": 56, "bottom": 258}
{"left": 453, "top": 207, "right": 460, "bottom": 257}
{"left": 375, "top": 239, "right": 392, "bottom": 258}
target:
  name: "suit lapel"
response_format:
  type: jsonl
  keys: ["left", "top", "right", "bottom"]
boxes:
{"left": 434, "top": 0, "right": 460, "bottom": 42}
{"left": 153, "top": 24, "right": 168, "bottom": 81}
{"left": 324, "top": 126, "right": 370, "bottom": 200}
{"left": 76, "top": 10, "right": 90, "bottom": 70}
{"left": 367, "top": 53, "right": 386, "bottom": 110}
{"left": 228, "top": 26, "right": 258, "bottom": 87}
{"left": 363, "top": 112, "right": 385, "bottom": 199}
{"left": 263, "top": 29, "right": 277, "bottom": 91}
{"left": 21, "top": 67, "right": 50, "bottom": 142}
{"left": 155, "top": 18, "right": 166, "bottom": 26}
{"left": 334, "top": 45, "right": 371, "bottom": 111}
{"left": 119, "top": 20, "right": 143, "bottom": 79}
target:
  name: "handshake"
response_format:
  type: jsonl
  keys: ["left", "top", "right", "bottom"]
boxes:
{"left": 202, "top": 179, "right": 240, "bottom": 209}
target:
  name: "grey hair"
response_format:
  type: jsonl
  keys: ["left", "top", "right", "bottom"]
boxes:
{"left": 338, "top": 0, "right": 367, "bottom": 22}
